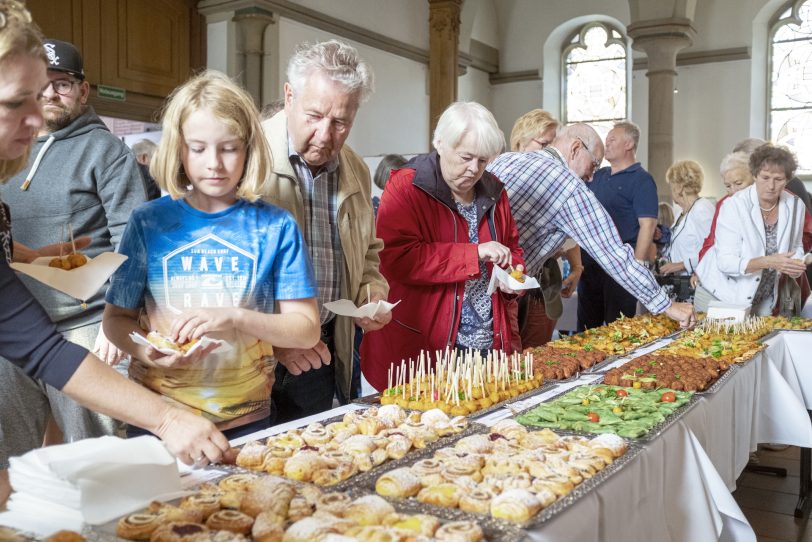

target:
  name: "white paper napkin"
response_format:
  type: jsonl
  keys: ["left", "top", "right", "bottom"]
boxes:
{"left": 487, "top": 265, "right": 540, "bottom": 295}
{"left": 10, "top": 253, "right": 127, "bottom": 301}
{"left": 323, "top": 299, "right": 400, "bottom": 319}
{"left": 0, "top": 436, "right": 182, "bottom": 532}
{"left": 129, "top": 332, "right": 231, "bottom": 356}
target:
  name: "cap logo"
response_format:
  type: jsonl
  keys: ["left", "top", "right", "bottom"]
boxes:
{"left": 44, "top": 43, "right": 59, "bottom": 66}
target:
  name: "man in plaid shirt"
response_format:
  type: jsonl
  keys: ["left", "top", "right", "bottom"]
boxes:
{"left": 261, "top": 41, "right": 391, "bottom": 422}
{"left": 487, "top": 123, "right": 695, "bottom": 326}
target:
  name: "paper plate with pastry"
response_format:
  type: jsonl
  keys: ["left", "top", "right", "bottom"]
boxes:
{"left": 11, "top": 252, "right": 128, "bottom": 302}
{"left": 486, "top": 263, "right": 540, "bottom": 295}
{"left": 129, "top": 331, "right": 231, "bottom": 356}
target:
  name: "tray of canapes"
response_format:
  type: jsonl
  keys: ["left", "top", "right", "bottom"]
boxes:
{"left": 514, "top": 384, "right": 696, "bottom": 441}
{"left": 356, "top": 349, "right": 551, "bottom": 420}
{"left": 366, "top": 422, "right": 639, "bottom": 529}
{"left": 655, "top": 321, "right": 766, "bottom": 364}
{"left": 234, "top": 405, "right": 487, "bottom": 491}
{"left": 547, "top": 314, "right": 680, "bottom": 357}
{"left": 755, "top": 315, "right": 812, "bottom": 342}
{"left": 99, "top": 472, "right": 526, "bottom": 542}
{"left": 599, "top": 353, "right": 736, "bottom": 395}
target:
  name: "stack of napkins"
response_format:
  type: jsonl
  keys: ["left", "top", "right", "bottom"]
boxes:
{"left": 0, "top": 436, "right": 183, "bottom": 536}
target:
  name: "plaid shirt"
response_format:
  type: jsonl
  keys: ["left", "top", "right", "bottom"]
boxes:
{"left": 289, "top": 140, "right": 342, "bottom": 324}
{"left": 487, "top": 147, "right": 670, "bottom": 313}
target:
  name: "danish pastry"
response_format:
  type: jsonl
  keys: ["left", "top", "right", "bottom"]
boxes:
{"left": 589, "top": 433, "right": 628, "bottom": 457}
{"left": 284, "top": 450, "right": 324, "bottom": 481}
{"left": 490, "top": 489, "right": 542, "bottom": 523}
{"left": 281, "top": 517, "right": 339, "bottom": 542}
{"left": 149, "top": 522, "right": 209, "bottom": 542}
{"left": 287, "top": 496, "right": 315, "bottom": 522}
{"left": 236, "top": 441, "right": 269, "bottom": 469}
{"left": 342, "top": 526, "right": 397, "bottom": 542}
{"left": 116, "top": 513, "right": 163, "bottom": 540}
{"left": 240, "top": 479, "right": 295, "bottom": 518}
{"left": 251, "top": 511, "right": 285, "bottom": 542}
{"left": 434, "top": 521, "right": 484, "bottom": 542}
{"left": 384, "top": 434, "right": 412, "bottom": 460}
{"left": 383, "top": 513, "right": 440, "bottom": 536}
{"left": 377, "top": 404, "right": 407, "bottom": 426}
{"left": 219, "top": 474, "right": 259, "bottom": 493}
{"left": 410, "top": 458, "right": 444, "bottom": 486}
{"left": 179, "top": 494, "right": 221, "bottom": 520}
{"left": 315, "top": 492, "right": 352, "bottom": 515}
{"left": 375, "top": 467, "right": 422, "bottom": 498}
{"left": 302, "top": 424, "right": 331, "bottom": 446}
{"left": 42, "top": 531, "right": 85, "bottom": 542}
{"left": 342, "top": 495, "right": 395, "bottom": 526}
{"left": 206, "top": 510, "right": 254, "bottom": 534}
{"left": 458, "top": 488, "right": 493, "bottom": 515}
{"left": 442, "top": 462, "right": 483, "bottom": 484}
{"left": 454, "top": 434, "right": 492, "bottom": 455}
{"left": 416, "top": 483, "right": 463, "bottom": 508}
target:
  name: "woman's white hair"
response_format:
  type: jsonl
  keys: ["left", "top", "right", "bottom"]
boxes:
{"left": 719, "top": 151, "right": 749, "bottom": 177}
{"left": 287, "top": 39, "right": 374, "bottom": 102}
{"left": 432, "top": 101, "right": 505, "bottom": 158}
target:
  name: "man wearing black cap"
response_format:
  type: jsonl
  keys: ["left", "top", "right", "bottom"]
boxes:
{"left": 0, "top": 39, "right": 147, "bottom": 463}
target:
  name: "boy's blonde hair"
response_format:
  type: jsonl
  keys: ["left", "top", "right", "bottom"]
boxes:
{"left": 151, "top": 70, "right": 271, "bottom": 201}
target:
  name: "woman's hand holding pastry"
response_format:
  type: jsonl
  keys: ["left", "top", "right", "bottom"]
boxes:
{"left": 767, "top": 252, "right": 807, "bottom": 278}
{"left": 477, "top": 241, "right": 512, "bottom": 267}
{"left": 153, "top": 406, "right": 230, "bottom": 466}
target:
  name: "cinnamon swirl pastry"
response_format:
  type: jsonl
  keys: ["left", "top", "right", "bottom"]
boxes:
{"left": 315, "top": 492, "right": 353, "bottom": 516}
{"left": 179, "top": 494, "right": 221, "bottom": 520}
{"left": 302, "top": 423, "right": 331, "bottom": 446}
{"left": 410, "top": 458, "right": 444, "bottom": 486}
{"left": 116, "top": 513, "right": 163, "bottom": 540}
{"left": 206, "top": 510, "right": 254, "bottom": 535}
{"left": 434, "top": 521, "right": 484, "bottom": 542}
{"left": 219, "top": 474, "right": 259, "bottom": 493}
{"left": 458, "top": 488, "right": 493, "bottom": 515}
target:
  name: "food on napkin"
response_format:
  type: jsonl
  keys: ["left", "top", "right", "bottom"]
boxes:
{"left": 129, "top": 332, "right": 230, "bottom": 357}
{"left": 146, "top": 331, "right": 199, "bottom": 353}
{"left": 323, "top": 299, "right": 400, "bottom": 319}
{"left": 10, "top": 252, "right": 127, "bottom": 302}
{"left": 487, "top": 264, "right": 540, "bottom": 295}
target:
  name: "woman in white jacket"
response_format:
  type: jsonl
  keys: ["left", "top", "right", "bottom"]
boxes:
{"left": 695, "top": 144, "right": 807, "bottom": 314}
{"left": 660, "top": 160, "right": 715, "bottom": 276}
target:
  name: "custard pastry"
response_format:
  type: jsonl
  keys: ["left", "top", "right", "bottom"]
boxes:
{"left": 283, "top": 450, "right": 325, "bottom": 481}
{"left": 416, "top": 483, "right": 463, "bottom": 508}
{"left": 375, "top": 467, "right": 422, "bottom": 498}
{"left": 206, "top": 510, "right": 254, "bottom": 535}
{"left": 434, "top": 521, "right": 484, "bottom": 542}
{"left": 342, "top": 495, "right": 396, "bottom": 526}
{"left": 383, "top": 513, "right": 440, "bottom": 537}
{"left": 490, "top": 489, "right": 542, "bottom": 523}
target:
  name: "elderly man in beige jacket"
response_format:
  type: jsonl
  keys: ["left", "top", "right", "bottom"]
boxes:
{"left": 261, "top": 40, "right": 390, "bottom": 422}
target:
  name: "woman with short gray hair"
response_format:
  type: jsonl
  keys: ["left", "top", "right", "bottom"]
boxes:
{"left": 360, "top": 102, "right": 524, "bottom": 391}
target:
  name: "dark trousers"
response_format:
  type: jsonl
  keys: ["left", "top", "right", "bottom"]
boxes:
{"left": 577, "top": 253, "right": 637, "bottom": 331}
{"left": 271, "top": 319, "right": 337, "bottom": 424}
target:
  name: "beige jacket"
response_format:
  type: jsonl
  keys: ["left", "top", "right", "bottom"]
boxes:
{"left": 260, "top": 112, "right": 389, "bottom": 398}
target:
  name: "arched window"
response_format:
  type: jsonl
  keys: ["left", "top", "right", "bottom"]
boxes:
{"left": 770, "top": 0, "right": 812, "bottom": 175}
{"left": 563, "top": 23, "right": 628, "bottom": 137}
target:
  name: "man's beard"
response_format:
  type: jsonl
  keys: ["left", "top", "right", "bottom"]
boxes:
{"left": 43, "top": 104, "right": 80, "bottom": 133}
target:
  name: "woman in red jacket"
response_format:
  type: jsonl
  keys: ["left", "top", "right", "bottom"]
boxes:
{"left": 361, "top": 102, "right": 524, "bottom": 391}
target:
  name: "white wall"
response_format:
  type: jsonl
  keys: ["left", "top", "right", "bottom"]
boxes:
{"left": 276, "top": 18, "right": 430, "bottom": 158}
{"left": 458, "top": 67, "right": 493, "bottom": 112}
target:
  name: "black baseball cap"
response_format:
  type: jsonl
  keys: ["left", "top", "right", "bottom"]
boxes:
{"left": 43, "top": 39, "right": 85, "bottom": 80}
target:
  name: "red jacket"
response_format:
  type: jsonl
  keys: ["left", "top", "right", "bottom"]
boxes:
{"left": 361, "top": 152, "right": 524, "bottom": 391}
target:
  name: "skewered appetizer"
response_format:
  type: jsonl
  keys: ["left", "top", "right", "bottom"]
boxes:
{"left": 375, "top": 423, "right": 628, "bottom": 524}
{"left": 603, "top": 353, "right": 728, "bottom": 391}
{"left": 516, "top": 384, "right": 693, "bottom": 438}
{"left": 48, "top": 251, "right": 88, "bottom": 270}
{"left": 116, "top": 474, "right": 487, "bottom": 541}
{"left": 379, "top": 349, "right": 542, "bottom": 415}
{"left": 235, "top": 405, "right": 468, "bottom": 486}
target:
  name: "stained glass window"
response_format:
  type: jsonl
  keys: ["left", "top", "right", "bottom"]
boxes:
{"left": 770, "top": 1, "right": 812, "bottom": 175}
{"left": 563, "top": 23, "right": 627, "bottom": 138}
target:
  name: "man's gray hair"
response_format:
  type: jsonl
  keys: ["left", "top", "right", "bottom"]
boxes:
{"left": 432, "top": 101, "right": 505, "bottom": 159}
{"left": 132, "top": 139, "right": 157, "bottom": 158}
{"left": 732, "top": 137, "right": 766, "bottom": 156}
{"left": 614, "top": 121, "right": 640, "bottom": 152}
{"left": 287, "top": 40, "right": 374, "bottom": 102}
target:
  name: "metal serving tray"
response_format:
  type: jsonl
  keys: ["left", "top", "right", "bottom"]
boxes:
{"left": 346, "top": 429, "right": 643, "bottom": 533}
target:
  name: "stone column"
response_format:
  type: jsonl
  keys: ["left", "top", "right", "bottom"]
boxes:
{"left": 428, "top": 0, "right": 462, "bottom": 146}
{"left": 233, "top": 7, "right": 275, "bottom": 105}
{"left": 627, "top": 18, "right": 695, "bottom": 198}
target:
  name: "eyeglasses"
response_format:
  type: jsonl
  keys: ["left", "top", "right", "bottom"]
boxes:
{"left": 42, "top": 78, "right": 78, "bottom": 97}
{"left": 576, "top": 136, "right": 601, "bottom": 171}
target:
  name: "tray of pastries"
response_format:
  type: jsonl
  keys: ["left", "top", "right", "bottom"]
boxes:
{"left": 233, "top": 405, "right": 487, "bottom": 490}
{"left": 366, "top": 422, "right": 638, "bottom": 529}
{"left": 600, "top": 353, "right": 735, "bottom": 394}
{"left": 514, "top": 383, "right": 696, "bottom": 440}
{"left": 96, "top": 473, "right": 525, "bottom": 542}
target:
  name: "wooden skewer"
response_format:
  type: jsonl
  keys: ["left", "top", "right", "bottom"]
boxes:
{"left": 68, "top": 223, "right": 76, "bottom": 254}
